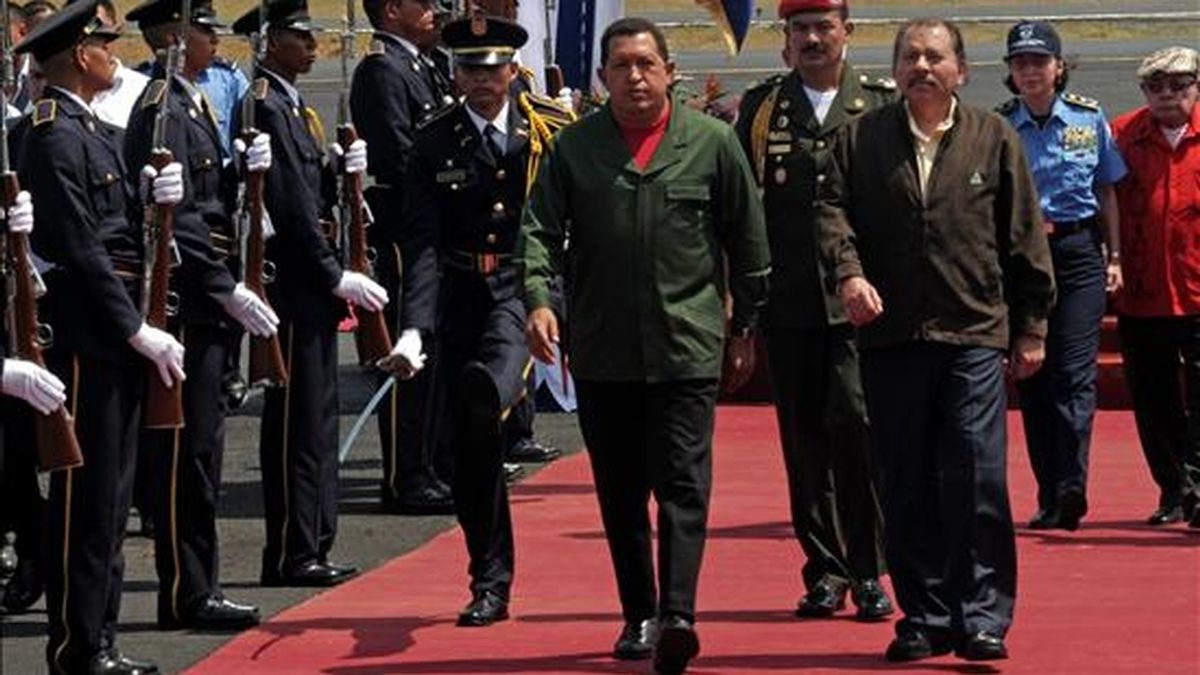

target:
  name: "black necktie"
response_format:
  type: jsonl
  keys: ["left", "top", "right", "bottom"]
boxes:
{"left": 485, "top": 125, "right": 504, "bottom": 160}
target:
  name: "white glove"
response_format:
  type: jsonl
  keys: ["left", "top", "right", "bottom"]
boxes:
{"left": 333, "top": 271, "right": 388, "bottom": 312}
{"left": 261, "top": 209, "right": 275, "bottom": 239}
{"left": 6, "top": 190, "right": 33, "bottom": 234}
{"left": 1, "top": 358, "right": 66, "bottom": 415}
{"left": 128, "top": 323, "right": 186, "bottom": 388}
{"left": 330, "top": 138, "right": 368, "bottom": 174}
{"left": 382, "top": 328, "right": 425, "bottom": 378}
{"left": 141, "top": 162, "right": 184, "bottom": 207}
{"left": 556, "top": 86, "right": 574, "bottom": 111}
{"left": 234, "top": 132, "right": 272, "bottom": 172}
{"left": 224, "top": 282, "right": 279, "bottom": 337}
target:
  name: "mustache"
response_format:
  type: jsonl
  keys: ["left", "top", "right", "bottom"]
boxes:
{"left": 801, "top": 43, "right": 826, "bottom": 54}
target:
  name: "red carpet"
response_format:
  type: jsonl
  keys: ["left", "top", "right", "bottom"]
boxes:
{"left": 187, "top": 409, "right": 1199, "bottom": 674}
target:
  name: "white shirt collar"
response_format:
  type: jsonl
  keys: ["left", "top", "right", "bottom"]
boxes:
{"left": 261, "top": 66, "right": 301, "bottom": 107}
{"left": 377, "top": 31, "right": 421, "bottom": 59}
{"left": 905, "top": 96, "right": 957, "bottom": 143}
{"left": 466, "top": 100, "right": 509, "bottom": 141}
{"left": 49, "top": 85, "right": 95, "bottom": 116}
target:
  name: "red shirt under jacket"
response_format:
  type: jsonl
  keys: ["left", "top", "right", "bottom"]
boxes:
{"left": 1112, "top": 103, "right": 1200, "bottom": 317}
{"left": 619, "top": 101, "right": 672, "bottom": 170}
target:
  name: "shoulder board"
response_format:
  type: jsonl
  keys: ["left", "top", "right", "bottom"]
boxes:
{"left": 141, "top": 79, "right": 168, "bottom": 110}
{"left": 416, "top": 102, "right": 458, "bottom": 132}
{"left": 1062, "top": 92, "right": 1100, "bottom": 111}
{"left": 32, "top": 99, "right": 56, "bottom": 127}
{"left": 522, "top": 91, "right": 575, "bottom": 121}
{"left": 745, "top": 73, "right": 784, "bottom": 94}
{"left": 860, "top": 74, "right": 896, "bottom": 91}
{"left": 252, "top": 77, "right": 269, "bottom": 100}
{"left": 994, "top": 97, "right": 1020, "bottom": 116}
{"left": 367, "top": 38, "right": 386, "bottom": 56}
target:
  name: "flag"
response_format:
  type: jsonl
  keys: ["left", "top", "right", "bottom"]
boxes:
{"left": 555, "top": 0, "right": 624, "bottom": 94}
{"left": 695, "top": 0, "right": 755, "bottom": 55}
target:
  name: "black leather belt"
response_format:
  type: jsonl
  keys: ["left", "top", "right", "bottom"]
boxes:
{"left": 1044, "top": 215, "right": 1098, "bottom": 237}
{"left": 445, "top": 249, "right": 513, "bottom": 275}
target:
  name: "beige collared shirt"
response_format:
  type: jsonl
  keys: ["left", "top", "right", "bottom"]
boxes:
{"left": 906, "top": 97, "right": 957, "bottom": 200}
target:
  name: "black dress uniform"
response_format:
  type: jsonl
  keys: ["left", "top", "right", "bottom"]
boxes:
{"left": 350, "top": 27, "right": 454, "bottom": 512}
{"left": 736, "top": 65, "right": 893, "bottom": 618}
{"left": 399, "top": 16, "right": 573, "bottom": 624}
{"left": 122, "top": 0, "right": 260, "bottom": 629}
{"left": 231, "top": 0, "right": 359, "bottom": 588}
{"left": 14, "top": 2, "right": 155, "bottom": 672}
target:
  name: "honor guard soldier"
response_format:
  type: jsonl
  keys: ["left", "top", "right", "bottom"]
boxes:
{"left": 997, "top": 21, "right": 1127, "bottom": 531}
{"left": 735, "top": 0, "right": 893, "bottom": 622}
{"left": 15, "top": 0, "right": 187, "bottom": 671}
{"left": 231, "top": 0, "right": 388, "bottom": 588}
{"left": 382, "top": 13, "right": 574, "bottom": 626}
{"left": 123, "top": 0, "right": 278, "bottom": 630}
{"left": 350, "top": 0, "right": 455, "bottom": 515}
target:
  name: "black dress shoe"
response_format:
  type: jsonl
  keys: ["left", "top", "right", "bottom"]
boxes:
{"left": 1055, "top": 487, "right": 1088, "bottom": 531}
{"left": 261, "top": 561, "right": 359, "bottom": 587}
{"left": 1147, "top": 505, "right": 1184, "bottom": 525}
{"left": 653, "top": 615, "right": 700, "bottom": 675}
{"left": 380, "top": 484, "right": 455, "bottom": 515}
{"left": 884, "top": 626, "right": 953, "bottom": 662}
{"left": 160, "top": 596, "right": 261, "bottom": 630}
{"left": 956, "top": 631, "right": 1008, "bottom": 661}
{"left": 1027, "top": 509, "right": 1058, "bottom": 530}
{"left": 456, "top": 590, "right": 509, "bottom": 627}
{"left": 504, "top": 463, "right": 524, "bottom": 484}
{"left": 1, "top": 562, "right": 43, "bottom": 613}
{"left": 851, "top": 579, "right": 894, "bottom": 621}
{"left": 90, "top": 650, "right": 159, "bottom": 675}
{"left": 795, "top": 579, "right": 847, "bottom": 618}
{"left": 506, "top": 439, "right": 563, "bottom": 463}
{"left": 613, "top": 618, "right": 657, "bottom": 660}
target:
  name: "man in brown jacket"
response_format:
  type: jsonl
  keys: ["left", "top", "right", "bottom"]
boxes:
{"left": 819, "top": 19, "right": 1055, "bottom": 664}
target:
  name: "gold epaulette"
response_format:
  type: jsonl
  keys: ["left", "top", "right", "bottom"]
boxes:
{"left": 141, "top": 79, "right": 168, "bottom": 110}
{"left": 994, "top": 97, "right": 1020, "bottom": 116}
{"left": 32, "top": 99, "right": 56, "bottom": 127}
{"left": 252, "top": 77, "right": 269, "bottom": 101}
{"left": 744, "top": 73, "right": 784, "bottom": 95}
{"left": 749, "top": 81, "right": 782, "bottom": 185}
{"left": 416, "top": 101, "right": 459, "bottom": 132}
{"left": 519, "top": 91, "right": 577, "bottom": 129}
{"left": 1062, "top": 91, "right": 1100, "bottom": 111}
{"left": 367, "top": 38, "right": 386, "bottom": 56}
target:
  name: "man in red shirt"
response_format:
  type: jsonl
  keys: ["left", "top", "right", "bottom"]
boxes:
{"left": 1112, "top": 46, "right": 1200, "bottom": 528}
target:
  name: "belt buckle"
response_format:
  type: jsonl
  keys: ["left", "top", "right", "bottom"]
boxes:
{"left": 477, "top": 253, "right": 499, "bottom": 274}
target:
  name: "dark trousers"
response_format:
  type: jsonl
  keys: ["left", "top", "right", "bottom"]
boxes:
{"left": 502, "top": 377, "right": 535, "bottom": 450}
{"left": 368, "top": 187, "right": 450, "bottom": 499}
{"left": 861, "top": 343, "right": 1015, "bottom": 638}
{"left": 575, "top": 378, "right": 718, "bottom": 624}
{"left": 1118, "top": 315, "right": 1200, "bottom": 512}
{"left": 437, "top": 283, "right": 526, "bottom": 598}
{"left": 1, "top": 403, "right": 45, "bottom": 575}
{"left": 151, "top": 324, "right": 231, "bottom": 622}
{"left": 766, "top": 324, "right": 884, "bottom": 591}
{"left": 1017, "top": 228, "right": 1106, "bottom": 513}
{"left": 259, "top": 320, "right": 339, "bottom": 577}
{"left": 44, "top": 355, "right": 142, "bottom": 673}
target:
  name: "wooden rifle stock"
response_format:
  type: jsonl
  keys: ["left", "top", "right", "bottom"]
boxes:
{"left": 338, "top": 125, "right": 392, "bottom": 365}
{"left": 242, "top": 135, "right": 288, "bottom": 386}
{"left": 544, "top": 64, "right": 564, "bottom": 99}
{"left": 142, "top": 149, "right": 184, "bottom": 429}
{"left": 3, "top": 174, "right": 83, "bottom": 472}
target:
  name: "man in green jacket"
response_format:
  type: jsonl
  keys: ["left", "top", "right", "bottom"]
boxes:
{"left": 521, "top": 17, "right": 769, "bottom": 675}
{"left": 819, "top": 18, "right": 1055, "bottom": 664}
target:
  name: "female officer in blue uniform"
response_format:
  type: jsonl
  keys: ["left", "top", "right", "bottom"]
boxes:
{"left": 998, "top": 20, "right": 1127, "bottom": 530}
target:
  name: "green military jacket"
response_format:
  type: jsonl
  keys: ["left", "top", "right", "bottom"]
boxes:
{"left": 736, "top": 64, "right": 895, "bottom": 329}
{"left": 521, "top": 98, "right": 770, "bottom": 382}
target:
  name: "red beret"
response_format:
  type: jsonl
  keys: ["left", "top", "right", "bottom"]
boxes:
{"left": 778, "top": 0, "right": 846, "bottom": 19}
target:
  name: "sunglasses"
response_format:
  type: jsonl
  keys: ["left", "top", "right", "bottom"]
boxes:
{"left": 1141, "top": 77, "right": 1197, "bottom": 94}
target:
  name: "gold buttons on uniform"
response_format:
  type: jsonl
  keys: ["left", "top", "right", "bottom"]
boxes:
{"left": 486, "top": 233, "right": 497, "bottom": 244}
{"left": 774, "top": 167, "right": 787, "bottom": 184}
{"left": 816, "top": 174, "right": 826, "bottom": 184}
{"left": 776, "top": 115, "right": 789, "bottom": 128}
{"left": 815, "top": 140, "right": 826, "bottom": 149}
{"left": 492, "top": 202, "right": 504, "bottom": 213}
{"left": 495, "top": 168, "right": 506, "bottom": 180}
{"left": 104, "top": 172, "right": 115, "bottom": 183}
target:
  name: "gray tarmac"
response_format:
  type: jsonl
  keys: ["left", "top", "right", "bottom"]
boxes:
{"left": 2, "top": 5, "right": 1199, "bottom": 672}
